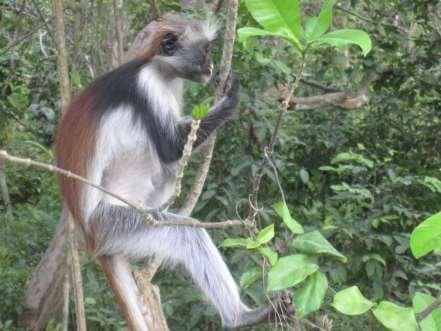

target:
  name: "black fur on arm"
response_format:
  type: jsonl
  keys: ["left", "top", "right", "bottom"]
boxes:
{"left": 170, "top": 74, "right": 240, "bottom": 162}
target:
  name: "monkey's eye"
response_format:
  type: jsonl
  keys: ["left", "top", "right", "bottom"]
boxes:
{"left": 161, "top": 33, "right": 178, "bottom": 56}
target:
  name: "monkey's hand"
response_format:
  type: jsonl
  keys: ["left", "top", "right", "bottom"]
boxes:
{"left": 216, "top": 72, "right": 240, "bottom": 115}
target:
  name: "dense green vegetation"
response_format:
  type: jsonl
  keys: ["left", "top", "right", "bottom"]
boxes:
{"left": 1, "top": 0, "right": 440, "bottom": 330}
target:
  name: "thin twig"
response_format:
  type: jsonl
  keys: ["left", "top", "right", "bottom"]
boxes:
{"left": 417, "top": 297, "right": 441, "bottom": 322}
{"left": 300, "top": 78, "right": 341, "bottom": 93}
{"left": 160, "top": 120, "right": 200, "bottom": 211}
{"left": 0, "top": 150, "right": 245, "bottom": 229}
{"left": 246, "top": 57, "right": 307, "bottom": 222}
{"left": 0, "top": 21, "right": 48, "bottom": 57}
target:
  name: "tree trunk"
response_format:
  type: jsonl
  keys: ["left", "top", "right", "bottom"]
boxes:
{"left": 0, "top": 159, "right": 13, "bottom": 216}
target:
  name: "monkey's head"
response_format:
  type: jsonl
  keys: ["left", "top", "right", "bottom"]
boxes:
{"left": 139, "top": 13, "right": 218, "bottom": 83}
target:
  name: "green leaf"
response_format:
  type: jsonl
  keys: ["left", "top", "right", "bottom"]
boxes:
{"left": 410, "top": 212, "right": 441, "bottom": 258}
{"left": 246, "top": 224, "right": 275, "bottom": 249}
{"left": 272, "top": 201, "right": 304, "bottom": 234}
{"left": 256, "top": 224, "right": 275, "bottom": 245}
{"left": 245, "top": 0, "right": 303, "bottom": 39}
{"left": 292, "top": 230, "right": 347, "bottom": 263}
{"left": 256, "top": 246, "right": 278, "bottom": 266}
{"left": 305, "top": 0, "right": 336, "bottom": 41}
{"left": 267, "top": 254, "right": 318, "bottom": 292}
{"left": 240, "top": 0, "right": 304, "bottom": 50}
{"left": 237, "top": 27, "right": 301, "bottom": 50}
{"left": 412, "top": 292, "right": 441, "bottom": 331}
{"left": 422, "top": 176, "right": 441, "bottom": 193}
{"left": 192, "top": 104, "right": 210, "bottom": 119}
{"left": 332, "top": 151, "right": 374, "bottom": 168}
{"left": 315, "top": 29, "right": 372, "bottom": 56}
{"left": 372, "top": 301, "right": 418, "bottom": 331}
{"left": 332, "top": 286, "right": 374, "bottom": 315}
{"left": 294, "top": 271, "right": 328, "bottom": 318}
{"left": 220, "top": 238, "right": 249, "bottom": 248}
{"left": 240, "top": 267, "right": 262, "bottom": 289}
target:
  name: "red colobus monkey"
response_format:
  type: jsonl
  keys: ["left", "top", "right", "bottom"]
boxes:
{"left": 57, "top": 14, "right": 281, "bottom": 328}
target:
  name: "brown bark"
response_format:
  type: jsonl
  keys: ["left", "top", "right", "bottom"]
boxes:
{"left": 286, "top": 72, "right": 376, "bottom": 111}
{"left": 0, "top": 159, "right": 13, "bottom": 216}
{"left": 52, "top": 0, "right": 71, "bottom": 110}
{"left": 112, "top": 0, "right": 124, "bottom": 67}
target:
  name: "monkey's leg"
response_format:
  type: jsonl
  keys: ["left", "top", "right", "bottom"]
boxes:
{"left": 89, "top": 202, "right": 278, "bottom": 328}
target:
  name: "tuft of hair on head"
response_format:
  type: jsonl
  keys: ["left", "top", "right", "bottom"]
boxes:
{"left": 201, "top": 16, "right": 219, "bottom": 41}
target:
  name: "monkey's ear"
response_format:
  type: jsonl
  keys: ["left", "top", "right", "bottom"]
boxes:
{"left": 161, "top": 32, "right": 178, "bottom": 56}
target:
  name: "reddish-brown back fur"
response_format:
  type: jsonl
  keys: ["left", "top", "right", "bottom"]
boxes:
{"left": 56, "top": 86, "right": 98, "bottom": 233}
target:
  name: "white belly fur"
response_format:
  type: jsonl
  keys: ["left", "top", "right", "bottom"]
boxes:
{"left": 82, "top": 107, "right": 177, "bottom": 222}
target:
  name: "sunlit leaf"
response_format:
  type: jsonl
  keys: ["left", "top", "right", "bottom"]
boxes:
{"left": 372, "top": 301, "right": 418, "bottom": 331}
{"left": 272, "top": 201, "right": 304, "bottom": 234}
{"left": 246, "top": 224, "right": 275, "bottom": 249}
{"left": 332, "top": 151, "right": 374, "bottom": 168}
{"left": 294, "top": 271, "right": 328, "bottom": 317}
{"left": 292, "top": 230, "right": 347, "bottom": 263}
{"left": 315, "top": 29, "right": 372, "bottom": 56}
{"left": 245, "top": 0, "right": 303, "bottom": 39}
{"left": 305, "top": 0, "right": 336, "bottom": 41}
{"left": 267, "top": 254, "right": 318, "bottom": 292}
{"left": 410, "top": 212, "right": 441, "bottom": 258}
{"left": 192, "top": 104, "right": 210, "bottom": 119}
{"left": 220, "top": 238, "right": 250, "bottom": 248}
{"left": 237, "top": 27, "right": 301, "bottom": 50}
{"left": 256, "top": 246, "right": 278, "bottom": 265}
{"left": 412, "top": 292, "right": 441, "bottom": 331}
{"left": 332, "top": 286, "right": 374, "bottom": 315}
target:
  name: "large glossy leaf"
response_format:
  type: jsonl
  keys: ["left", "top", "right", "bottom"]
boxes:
{"left": 294, "top": 271, "right": 328, "bottom": 318}
{"left": 372, "top": 301, "right": 418, "bottom": 331}
{"left": 332, "top": 286, "right": 374, "bottom": 315}
{"left": 412, "top": 292, "right": 441, "bottom": 331}
{"left": 237, "top": 27, "right": 302, "bottom": 51}
{"left": 305, "top": 0, "right": 336, "bottom": 41}
{"left": 315, "top": 29, "right": 372, "bottom": 56}
{"left": 410, "top": 212, "right": 441, "bottom": 258}
{"left": 267, "top": 254, "right": 318, "bottom": 292}
{"left": 245, "top": 0, "right": 303, "bottom": 39}
{"left": 272, "top": 201, "right": 304, "bottom": 234}
{"left": 292, "top": 230, "right": 347, "bottom": 263}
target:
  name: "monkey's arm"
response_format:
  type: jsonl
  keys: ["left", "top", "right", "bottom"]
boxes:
{"left": 176, "top": 74, "right": 240, "bottom": 152}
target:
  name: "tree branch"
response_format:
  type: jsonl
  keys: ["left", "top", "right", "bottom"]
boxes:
{"left": 417, "top": 297, "right": 441, "bottom": 322}
{"left": 246, "top": 57, "right": 307, "bottom": 222}
{"left": 0, "top": 150, "right": 245, "bottom": 229}
{"left": 287, "top": 72, "right": 376, "bottom": 111}
{"left": 52, "top": 0, "right": 86, "bottom": 329}
{"left": 112, "top": 0, "right": 125, "bottom": 66}
{"left": 180, "top": 0, "right": 239, "bottom": 217}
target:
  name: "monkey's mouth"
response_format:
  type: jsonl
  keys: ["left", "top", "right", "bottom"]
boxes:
{"left": 200, "top": 63, "right": 214, "bottom": 82}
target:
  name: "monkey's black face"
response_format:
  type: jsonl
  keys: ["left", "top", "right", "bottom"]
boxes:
{"left": 158, "top": 33, "right": 214, "bottom": 83}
